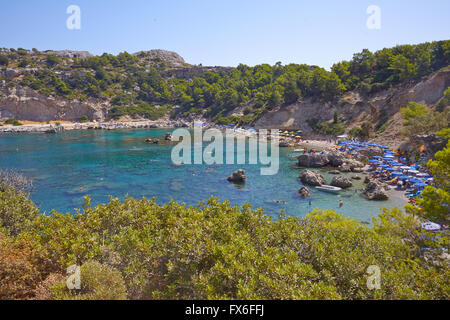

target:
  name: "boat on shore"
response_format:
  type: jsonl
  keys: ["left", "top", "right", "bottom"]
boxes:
{"left": 315, "top": 185, "right": 342, "bottom": 194}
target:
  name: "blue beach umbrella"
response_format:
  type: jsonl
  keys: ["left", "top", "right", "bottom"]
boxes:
{"left": 414, "top": 182, "right": 428, "bottom": 188}
{"left": 391, "top": 172, "right": 403, "bottom": 176}
{"left": 378, "top": 164, "right": 389, "bottom": 168}
{"left": 398, "top": 176, "right": 412, "bottom": 180}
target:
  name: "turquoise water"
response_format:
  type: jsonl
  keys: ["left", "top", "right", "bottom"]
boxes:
{"left": 0, "top": 128, "right": 406, "bottom": 222}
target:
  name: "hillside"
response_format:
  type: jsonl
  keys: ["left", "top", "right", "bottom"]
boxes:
{"left": 0, "top": 41, "right": 449, "bottom": 144}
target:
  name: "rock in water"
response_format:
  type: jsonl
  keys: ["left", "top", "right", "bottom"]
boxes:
{"left": 165, "top": 132, "right": 173, "bottom": 141}
{"left": 297, "top": 154, "right": 329, "bottom": 167}
{"left": 298, "top": 186, "right": 311, "bottom": 198}
{"left": 330, "top": 176, "right": 353, "bottom": 189}
{"left": 227, "top": 169, "right": 246, "bottom": 183}
{"left": 299, "top": 170, "right": 326, "bottom": 186}
{"left": 363, "top": 181, "right": 389, "bottom": 200}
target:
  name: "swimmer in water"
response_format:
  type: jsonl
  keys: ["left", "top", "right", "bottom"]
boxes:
{"left": 308, "top": 200, "right": 312, "bottom": 206}
{"left": 339, "top": 200, "right": 343, "bottom": 208}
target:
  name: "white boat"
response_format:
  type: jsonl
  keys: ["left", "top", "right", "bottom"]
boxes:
{"left": 315, "top": 185, "right": 342, "bottom": 194}
{"left": 293, "top": 149, "right": 304, "bottom": 152}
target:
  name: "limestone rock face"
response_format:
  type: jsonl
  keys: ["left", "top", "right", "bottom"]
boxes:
{"left": 363, "top": 181, "right": 389, "bottom": 200}
{"left": 299, "top": 170, "right": 326, "bottom": 186}
{"left": 330, "top": 176, "right": 353, "bottom": 189}
{"left": 227, "top": 169, "right": 246, "bottom": 183}
{"left": 298, "top": 186, "right": 311, "bottom": 198}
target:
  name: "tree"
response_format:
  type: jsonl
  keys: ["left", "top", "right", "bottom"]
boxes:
{"left": 406, "top": 142, "right": 450, "bottom": 223}
{"left": 46, "top": 55, "right": 59, "bottom": 67}
{"left": 0, "top": 55, "right": 9, "bottom": 66}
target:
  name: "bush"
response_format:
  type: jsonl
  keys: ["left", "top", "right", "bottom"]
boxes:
{"left": 4, "top": 118, "right": 22, "bottom": 126}
{"left": 50, "top": 261, "right": 127, "bottom": 300}
{"left": 77, "top": 115, "right": 89, "bottom": 123}
{"left": 0, "top": 55, "right": 8, "bottom": 66}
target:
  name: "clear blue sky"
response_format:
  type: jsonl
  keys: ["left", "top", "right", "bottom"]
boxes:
{"left": 1, "top": 0, "right": 449, "bottom": 69}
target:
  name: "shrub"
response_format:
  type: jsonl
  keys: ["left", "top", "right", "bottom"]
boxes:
{"left": 0, "top": 55, "right": 8, "bottom": 66}
{"left": 77, "top": 115, "right": 89, "bottom": 123}
{"left": 50, "top": 261, "right": 127, "bottom": 300}
{"left": 4, "top": 118, "right": 22, "bottom": 126}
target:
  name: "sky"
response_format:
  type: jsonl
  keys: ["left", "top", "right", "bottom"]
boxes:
{"left": 1, "top": 0, "right": 449, "bottom": 69}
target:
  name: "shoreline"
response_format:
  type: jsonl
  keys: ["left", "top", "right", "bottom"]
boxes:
{"left": 0, "top": 119, "right": 192, "bottom": 133}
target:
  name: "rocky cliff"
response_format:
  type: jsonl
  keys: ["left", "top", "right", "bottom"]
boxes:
{"left": 255, "top": 68, "right": 450, "bottom": 146}
{"left": 0, "top": 86, "right": 106, "bottom": 122}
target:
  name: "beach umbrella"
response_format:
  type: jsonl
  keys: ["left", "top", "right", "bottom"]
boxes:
{"left": 399, "top": 166, "right": 411, "bottom": 170}
{"left": 373, "top": 156, "right": 382, "bottom": 159}
{"left": 378, "top": 164, "right": 389, "bottom": 168}
{"left": 391, "top": 172, "right": 403, "bottom": 176}
{"left": 414, "top": 182, "right": 428, "bottom": 188}
{"left": 408, "top": 170, "right": 420, "bottom": 175}
{"left": 409, "top": 178, "right": 422, "bottom": 183}
{"left": 386, "top": 168, "right": 397, "bottom": 171}
{"left": 398, "top": 175, "right": 412, "bottom": 180}
{"left": 421, "top": 222, "right": 441, "bottom": 231}
{"left": 368, "top": 160, "right": 380, "bottom": 163}
{"left": 416, "top": 173, "right": 430, "bottom": 178}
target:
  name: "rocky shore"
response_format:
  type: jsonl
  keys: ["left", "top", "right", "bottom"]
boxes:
{"left": 0, "top": 119, "right": 191, "bottom": 133}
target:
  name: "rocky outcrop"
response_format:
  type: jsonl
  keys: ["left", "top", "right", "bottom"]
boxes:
{"left": 165, "top": 132, "right": 173, "bottom": 141}
{"left": 297, "top": 153, "right": 329, "bottom": 167}
{"left": 298, "top": 186, "right": 310, "bottom": 198}
{"left": 330, "top": 176, "right": 353, "bottom": 189}
{"left": 227, "top": 169, "right": 246, "bottom": 183}
{"left": 327, "top": 151, "right": 346, "bottom": 167}
{"left": 363, "top": 180, "right": 389, "bottom": 200}
{"left": 299, "top": 170, "right": 326, "bottom": 186}
{"left": 297, "top": 151, "right": 364, "bottom": 170}
{"left": 410, "top": 133, "right": 448, "bottom": 155}
{"left": 44, "top": 50, "right": 92, "bottom": 59}
{"left": 133, "top": 49, "right": 186, "bottom": 68}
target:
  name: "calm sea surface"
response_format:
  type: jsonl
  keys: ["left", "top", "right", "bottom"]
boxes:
{"left": 0, "top": 128, "right": 406, "bottom": 222}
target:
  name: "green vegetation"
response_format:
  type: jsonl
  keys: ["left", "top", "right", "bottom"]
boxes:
{"left": 77, "top": 115, "right": 89, "bottom": 123}
{"left": 0, "top": 55, "right": 9, "bottom": 66}
{"left": 332, "top": 41, "right": 450, "bottom": 94}
{"left": 4, "top": 118, "right": 22, "bottom": 126}
{"left": 406, "top": 142, "right": 450, "bottom": 224}
{"left": 437, "top": 87, "right": 450, "bottom": 112}
{"left": 3, "top": 40, "right": 447, "bottom": 124}
{"left": 400, "top": 102, "right": 449, "bottom": 136}
{"left": 1, "top": 163, "right": 448, "bottom": 299}
{"left": 307, "top": 118, "right": 345, "bottom": 136}
{"left": 349, "top": 122, "right": 373, "bottom": 139}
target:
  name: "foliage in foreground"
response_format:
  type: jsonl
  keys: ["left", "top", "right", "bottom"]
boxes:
{"left": 0, "top": 183, "right": 448, "bottom": 300}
